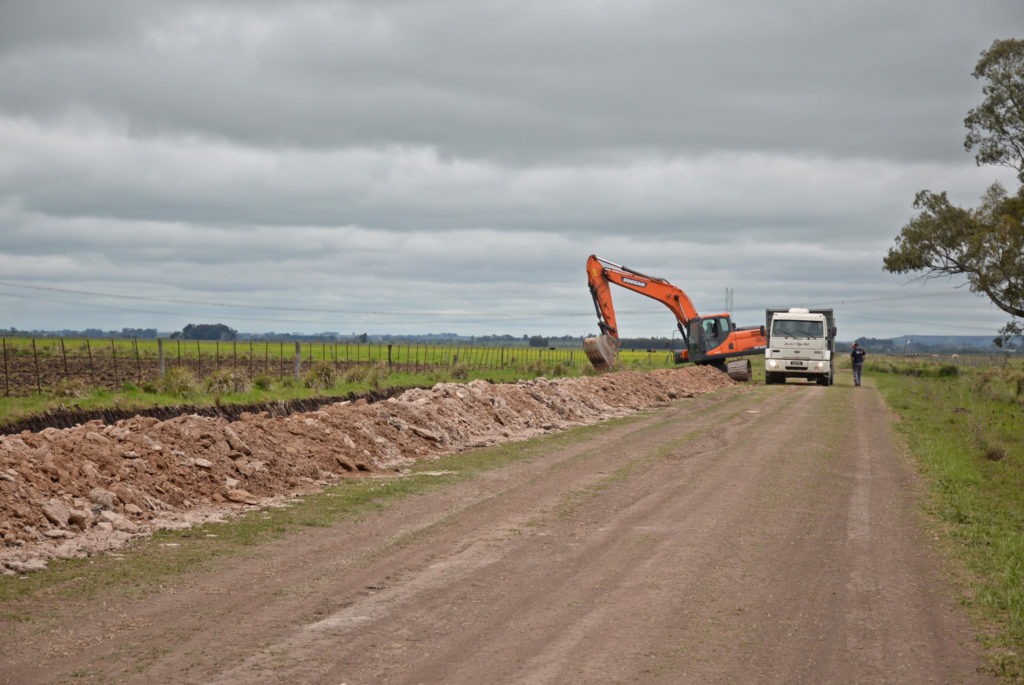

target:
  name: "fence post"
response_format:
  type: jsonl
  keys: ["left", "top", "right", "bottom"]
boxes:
{"left": 388, "top": 344, "right": 393, "bottom": 370}
{"left": 31, "top": 339, "right": 40, "bottom": 393}
{"left": 110, "top": 339, "right": 118, "bottom": 388}
{"left": 294, "top": 341, "right": 302, "bottom": 381}
{"left": 86, "top": 339, "right": 95, "bottom": 385}
{"left": 2, "top": 338, "right": 8, "bottom": 396}
{"left": 134, "top": 338, "right": 142, "bottom": 381}
{"left": 59, "top": 338, "right": 69, "bottom": 380}
{"left": 158, "top": 338, "right": 165, "bottom": 379}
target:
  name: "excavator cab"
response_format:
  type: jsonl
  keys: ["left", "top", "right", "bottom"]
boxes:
{"left": 688, "top": 315, "right": 730, "bottom": 360}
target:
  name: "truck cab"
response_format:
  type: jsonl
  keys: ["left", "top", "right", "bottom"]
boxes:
{"left": 764, "top": 308, "right": 836, "bottom": 385}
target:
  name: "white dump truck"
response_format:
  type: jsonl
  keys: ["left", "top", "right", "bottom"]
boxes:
{"left": 764, "top": 308, "right": 836, "bottom": 385}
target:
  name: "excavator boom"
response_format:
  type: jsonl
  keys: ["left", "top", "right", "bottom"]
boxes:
{"left": 583, "top": 254, "right": 766, "bottom": 374}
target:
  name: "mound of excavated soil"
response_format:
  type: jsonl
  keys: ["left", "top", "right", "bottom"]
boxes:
{"left": 0, "top": 367, "right": 733, "bottom": 573}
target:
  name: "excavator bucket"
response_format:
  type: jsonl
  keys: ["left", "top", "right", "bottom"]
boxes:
{"left": 583, "top": 334, "right": 620, "bottom": 372}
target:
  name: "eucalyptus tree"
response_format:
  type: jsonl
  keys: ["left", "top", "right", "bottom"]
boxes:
{"left": 885, "top": 39, "right": 1024, "bottom": 347}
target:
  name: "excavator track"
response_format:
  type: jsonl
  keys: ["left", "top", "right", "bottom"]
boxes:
{"left": 726, "top": 358, "right": 752, "bottom": 382}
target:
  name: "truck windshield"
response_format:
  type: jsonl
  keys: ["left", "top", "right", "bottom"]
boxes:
{"left": 772, "top": 320, "right": 823, "bottom": 339}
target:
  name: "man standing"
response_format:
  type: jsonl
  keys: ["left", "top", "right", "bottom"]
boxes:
{"left": 850, "top": 342, "right": 866, "bottom": 386}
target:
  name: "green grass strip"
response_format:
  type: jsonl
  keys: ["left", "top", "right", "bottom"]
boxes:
{"left": 870, "top": 357, "right": 1024, "bottom": 681}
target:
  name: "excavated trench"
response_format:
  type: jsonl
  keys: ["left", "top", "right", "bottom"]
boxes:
{"left": 0, "top": 386, "right": 418, "bottom": 436}
{"left": 0, "top": 368, "right": 734, "bottom": 573}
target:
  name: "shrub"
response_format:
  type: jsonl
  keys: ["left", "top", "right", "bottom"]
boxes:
{"left": 204, "top": 369, "right": 251, "bottom": 394}
{"left": 364, "top": 363, "right": 390, "bottom": 389}
{"left": 1011, "top": 370, "right": 1024, "bottom": 400}
{"left": 161, "top": 366, "right": 199, "bottom": 398}
{"left": 253, "top": 373, "right": 274, "bottom": 391}
{"left": 341, "top": 363, "right": 391, "bottom": 388}
{"left": 303, "top": 361, "right": 338, "bottom": 390}
{"left": 53, "top": 378, "right": 88, "bottom": 398}
{"left": 341, "top": 364, "right": 367, "bottom": 384}
{"left": 522, "top": 360, "right": 572, "bottom": 378}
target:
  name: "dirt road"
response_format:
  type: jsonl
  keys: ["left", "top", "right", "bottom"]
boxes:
{"left": 2, "top": 380, "right": 991, "bottom": 683}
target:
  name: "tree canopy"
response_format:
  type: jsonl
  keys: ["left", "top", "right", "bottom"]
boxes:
{"left": 884, "top": 38, "right": 1024, "bottom": 347}
{"left": 964, "top": 38, "right": 1024, "bottom": 181}
{"left": 174, "top": 323, "right": 238, "bottom": 340}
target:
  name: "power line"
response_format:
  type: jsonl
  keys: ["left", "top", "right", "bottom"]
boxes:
{"left": 0, "top": 281, "right": 533, "bottom": 319}
{"left": 0, "top": 285, "right": 596, "bottom": 323}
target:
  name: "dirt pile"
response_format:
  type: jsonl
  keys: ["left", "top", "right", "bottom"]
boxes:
{"left": 0, "top": 367, "right": 733, "bottom": 572}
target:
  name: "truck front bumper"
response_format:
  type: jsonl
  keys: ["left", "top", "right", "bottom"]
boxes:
{"left": 766, "top": 358, "right": 830, "bottom": 377}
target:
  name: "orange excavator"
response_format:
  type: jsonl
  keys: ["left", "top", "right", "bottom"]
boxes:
{"left": 583, "top": 255, "right": 766, "bottom": 379}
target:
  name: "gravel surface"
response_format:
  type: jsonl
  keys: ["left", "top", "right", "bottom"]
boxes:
{"left": 0, "top": 371, "right": 993, "bottom": 683}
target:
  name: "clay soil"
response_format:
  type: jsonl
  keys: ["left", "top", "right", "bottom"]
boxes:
{"left": 0, "top": 368, "right": 994, "bottom": 683}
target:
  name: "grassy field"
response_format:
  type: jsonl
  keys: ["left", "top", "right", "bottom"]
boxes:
{"left": 864, "top": 355, "right": 1024, "bottom": 681}
{"left": 1, "top": 336, "right": 679, "bottom": 368}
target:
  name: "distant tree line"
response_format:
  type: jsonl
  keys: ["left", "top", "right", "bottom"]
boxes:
{"left": 850, "top": 336, "right": 1016, "bottom": 354}
{"left": 2, "top": 327, "right": 159, "bottom": 339}
{"left": 171, "top": 323, "right": 238, "bottom": 341}
{"left": 619, "top": 337, "right": 676, "bottom": 351}
{"left": 2, "top": 326, "right": 1015, "bottom": 353}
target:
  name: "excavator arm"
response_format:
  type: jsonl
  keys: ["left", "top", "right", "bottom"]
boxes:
{"left": 584, "top": 254, "right": 766, "bottom": 374}
{"left": 587, "top": 255, "right": 700, "bottom": 339}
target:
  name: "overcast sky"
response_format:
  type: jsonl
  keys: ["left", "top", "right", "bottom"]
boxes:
{"left": 1, "top": 0, "right": 1022, "bottom": 341}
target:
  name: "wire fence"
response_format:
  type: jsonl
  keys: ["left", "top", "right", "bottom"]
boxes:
{"left": 0, "top": 337, "right": 603, "bottom": 397}
{"left": 885, "top": 352, "right": 1021, "bottom": 369}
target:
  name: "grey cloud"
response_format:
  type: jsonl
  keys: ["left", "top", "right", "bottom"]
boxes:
{"left": 1, "top": 0, "right": 1021, "bottom": 338}
{"left": 2, "top": 1, "right": 1019, "bottom": 163}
